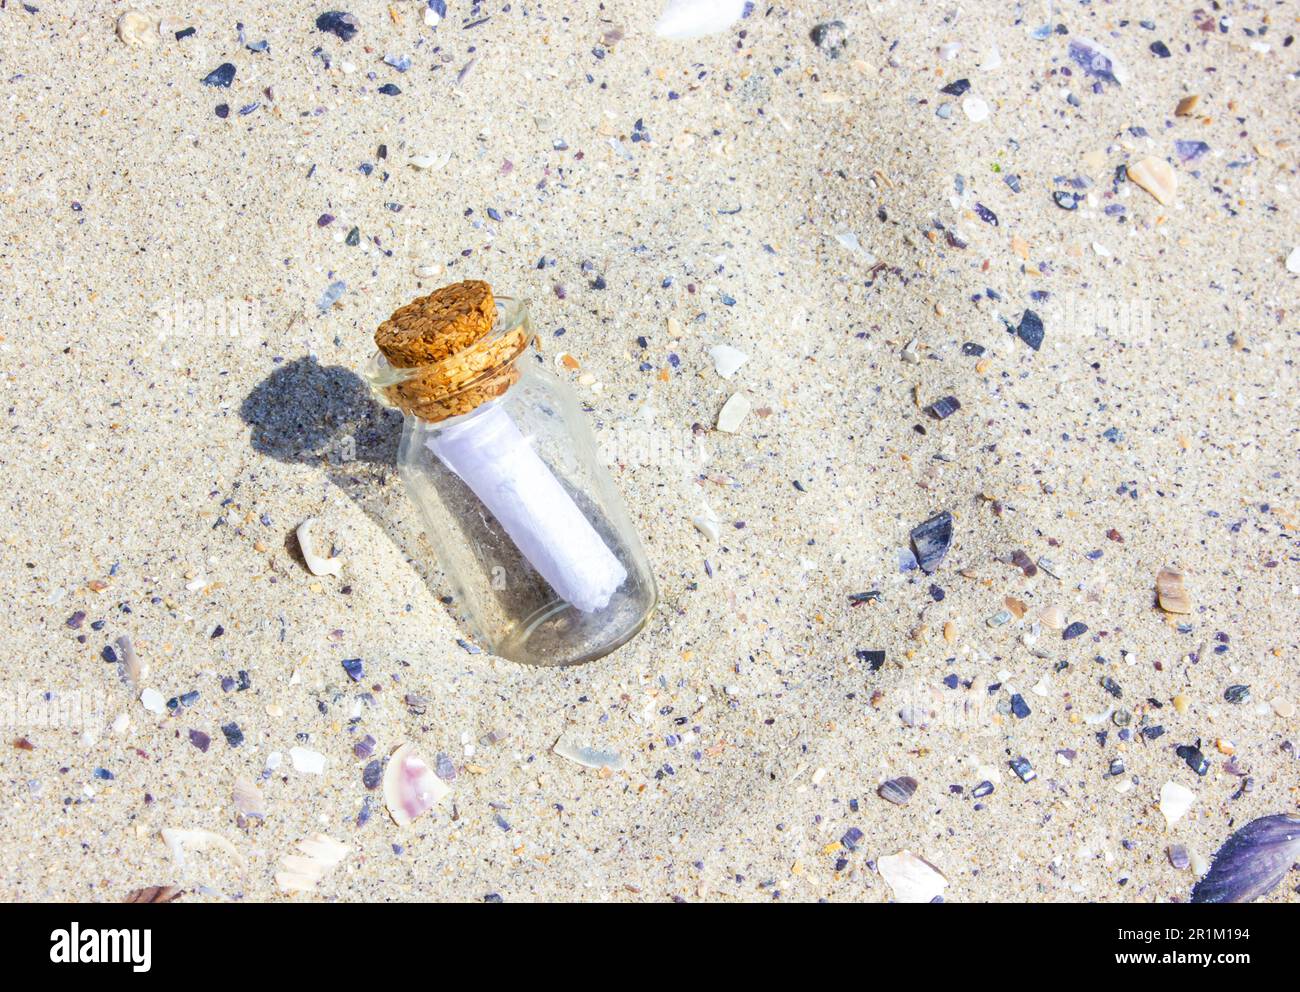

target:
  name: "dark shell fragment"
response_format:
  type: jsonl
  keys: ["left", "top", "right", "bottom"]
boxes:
{"left": 201, "top": 63, "right": 236, "bottom": 88}
{"left": 925, "top": 396, "right": 961, "bottom": 420}
{"left": 856, "top": 648, "right": 886, "bottom": 671}
{"left": 1017, "top": 310, "right": 1044, "bottom": 351}
{"left": 316, "top": 11, "right": 359, "bottom": 41}
{"left": 910, "top": 511, "right": 953, "bottom": 574}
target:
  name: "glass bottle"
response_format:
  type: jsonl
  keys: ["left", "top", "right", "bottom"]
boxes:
{"left": 365, "top": 287, "right": 656, "bottom": 666}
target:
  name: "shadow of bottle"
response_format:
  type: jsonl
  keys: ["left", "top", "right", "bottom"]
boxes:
{"left": 239, "top": 355, "right": 451, "bottom": 610}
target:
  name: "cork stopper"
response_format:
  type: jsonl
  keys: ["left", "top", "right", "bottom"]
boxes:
{"left": 372, "top": 280, "right": 529, "bottom": 422}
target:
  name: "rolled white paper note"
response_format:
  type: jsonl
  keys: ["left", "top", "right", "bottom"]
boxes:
{"left": 427, "top": 403, "right": 627, "bottom": 612}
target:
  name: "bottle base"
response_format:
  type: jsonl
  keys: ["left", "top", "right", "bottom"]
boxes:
{"left": 488, "top": 583, "right": 656, "bottom": 667}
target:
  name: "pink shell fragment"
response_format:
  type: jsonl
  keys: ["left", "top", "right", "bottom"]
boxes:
{"left": 383, "top": 743, "right": 450, "bottom": 826}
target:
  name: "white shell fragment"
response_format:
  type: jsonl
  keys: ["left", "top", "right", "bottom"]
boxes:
{"left": 289, "top": 746, "right": 327, "bottom": 776}
{"left": 276, "top": 833, "right": 350, "bottom": 894}
{"left": 160, "top": 828, "right": 245, "bottom": 870}
{"left": 1160, "top": 780, "right": 1197, "bottom": 828}
{"left": 232, "top": 776, "right": 266, "bottom": 820}
{"left": 114, "top": 634, "right": 141, "bottom": 686}
{"left": 654, "top": 0, "right": 745, "bottom": 40}
{"left": 139, "top": 687, "right": 165, "bottom": 714}
{"left": 1287, "top": 246, "right": 1300, "bottom": 274}
{"left": 554, "top": 737, "right": 627, "bottom": 771}
{"left": 1127, "top": 156, "right": 1178, "bottom": 205}
{"left": 383, "top": 742, "right": 450, "bottom": 826}
{"left": 116, "top": 10, "right": 158, "bottom": 47}
{"left": 716, "top": 393, "right": 751, "bottom": 433}
{"left": 962, "top": 96, "right": 990, "bottom": 122}
{"left": 878, "top": 850, "right": 948, "bottom": 903}
{"left": 834, "top": 230, "right": 877, "bottom": 263}
{"left": 708, "top": 344, "right": 749, "bottom": 379}
{"left": 296, "top": 517, "right": 342, "bottom": 577}
{"left": 691, "top": 501, "right": 721, "bottom": 542}
{"left": 408, "top": 150, "right": 451, "bottom": 171}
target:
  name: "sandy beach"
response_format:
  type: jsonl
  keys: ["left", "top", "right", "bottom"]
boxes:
{"left": 0, "top": 1, "right": 1297, "bottom": 902}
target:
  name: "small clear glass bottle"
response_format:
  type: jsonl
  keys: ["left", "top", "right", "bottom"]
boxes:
{"left": 366, "top": 287, "right": 656, "bottom": 666}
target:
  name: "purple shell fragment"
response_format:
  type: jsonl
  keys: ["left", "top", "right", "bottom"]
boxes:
{"left": 1175, "top": 139, "right": 1210, "bottom": 163}
{"left": 434, "top": 752, "right": 457, "bottom": 781}
{"left": 1067, "top": 38, "right": 1127, "bottom": 86}
{"left": 910, "top": 511, "right": 953, "bottom": 574}
{"left": 317, "top": 280, "right": 347, "bottom": 312}
{"left": 878, "top": 776, "right": 917, "bottom": 806}
{"left": 1191, "top": 814, "right": 1300, "bottom": 903}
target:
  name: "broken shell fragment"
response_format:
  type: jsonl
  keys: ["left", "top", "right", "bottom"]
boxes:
{"left": 160, "top": 827, "right": 245, "bottom": 870}
{"left": 296, "top": 517, "right": 342, "bottom": 577}
{"left": 1127, "top": 156, "right": 1178, "bottom": 205}
{"left": 878, "top": 850, "right": 948, "bottom": 902}
{"left": 1159, "top": 780, "right": 1197, "bottom": 828}
{"left": 408, "top": 150, "right": 451, "bottom": 171}
{"left": 925, "top": 395, "right": 961, "bottom": 420}
{"left": 115, "top": 633, "right": 142, "bottom": 686}
{"left": 1156, "top": 568, "right": 1191, "bottom": 614}
{"left": 1068, "top": 37, "right": 1128, "bottom": 86}
{"left": 708, "top": 344, "right": 749, "bottom": 379}
{"left": 289, "top": 746, "right": 326, "bottom": 775}
{"left": 910, "top": 510, "right": 953, "bottom": 574}
{"left": 276, "top": 833, "right": 350, "bottom": 894}
{"left": 553, "top": 737, "right": 627, "bottom": 771}
{"left": 1038, "top": 605, "right": 1066, "bottom": 629}
{"left": 690, "top": 501, "right": 721, "bottom": 542}
{"left": 233, "top": 776, "right": 266, "bottom": 820}
{"left": 877, "top": 776, "right": 918, "bottom": 806}
{"left": 383, "top": 742, "right": 450, "bottom": 826}
{"left": 715, "top": 393, "right": 751, "bottom": 433}
{"left": 654, "top": 0, "right": 746, "bottom": 40}
{"left": 116, "top": 10, "right": 158, "bottom": 47}
{"left": 124, "top": 885, "right": 183, "bottom": 903}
